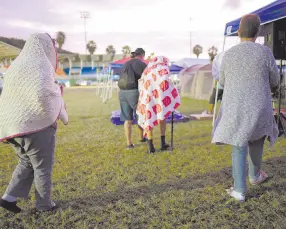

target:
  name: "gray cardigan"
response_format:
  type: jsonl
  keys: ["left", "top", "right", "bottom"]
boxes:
{"left": 212, "top": 41, "right": 279, "bottom": 147}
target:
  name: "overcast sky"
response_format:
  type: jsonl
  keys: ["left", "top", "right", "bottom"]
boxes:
{"left": 0, "top": 0, "right": 273, "bottom": 60}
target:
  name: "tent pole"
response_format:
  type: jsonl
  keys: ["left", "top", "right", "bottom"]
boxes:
{"left": 212, "top": 83, "right": 219, "bottom": 127}
{"left": 212, "top": 36, "right": 226, "bottom": 126}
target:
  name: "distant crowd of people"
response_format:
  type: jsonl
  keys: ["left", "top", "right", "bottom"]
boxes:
{"left": 0, "top": 13, "right": 280, "bottom": 214}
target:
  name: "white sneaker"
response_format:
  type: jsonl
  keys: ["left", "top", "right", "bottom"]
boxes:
{"left": 249, "top": 170, "right": 269, "bottom": 185}
{"left": 226, "top": 187, "right": 245, "bottom": 202}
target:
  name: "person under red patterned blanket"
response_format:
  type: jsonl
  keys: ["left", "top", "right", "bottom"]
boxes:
{"left": 136, "top": 56, "right": 181, "bottom": 154}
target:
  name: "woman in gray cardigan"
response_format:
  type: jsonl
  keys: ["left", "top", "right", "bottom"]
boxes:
{"left": 212, "top": 14, "right": 279, "bottom": 202}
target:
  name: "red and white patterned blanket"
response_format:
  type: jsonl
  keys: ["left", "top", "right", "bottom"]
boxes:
{"left": 136, "top": 56, "right": 181, "bottom": 134}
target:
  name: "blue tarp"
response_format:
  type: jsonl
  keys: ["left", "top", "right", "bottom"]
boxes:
{"left": 224, "top": 0, "right": 286, "bottom": 36}
{"left": 110, "top": 110, "right": 190, "bottom": 126}
{"left": 63, "top": 67, "right": 103, "bottom": 75}
{"left": 109, "top": 63, "right": 124, "bottom": 68}
{"left": 170, "top": 65, "right": 183, "bottom": 73}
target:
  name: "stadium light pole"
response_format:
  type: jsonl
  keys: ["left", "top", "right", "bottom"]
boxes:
{"left": 80, "top": 11, "right": 90, "bottom": 54}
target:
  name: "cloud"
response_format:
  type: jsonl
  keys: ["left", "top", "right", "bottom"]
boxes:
{"left": 223, "top": 0, "right": 242, "bottom": 9}
{"left": 66, "top": 0, "right": 158, "bottom": 10}
{"left": 7, "top": 20, "right": 57, "bottom": 32}
{"left": 0, "top": 0, "right": 71, "bottom": 26}
{"left": 0, "top": 0, "right": 268, "bottom": 59}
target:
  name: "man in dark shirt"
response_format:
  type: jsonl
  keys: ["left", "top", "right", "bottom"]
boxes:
{"left": 118, "top": 48, "right": 147, "bottom": 149}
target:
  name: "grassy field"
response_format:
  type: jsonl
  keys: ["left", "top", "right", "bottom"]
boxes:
{"left": 0, "top": 88, "right": 285, "bottom": 229}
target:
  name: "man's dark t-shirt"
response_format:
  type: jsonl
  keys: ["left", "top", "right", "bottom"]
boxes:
{"left": 118, "top": 58, "right": 147, "bottom": 90}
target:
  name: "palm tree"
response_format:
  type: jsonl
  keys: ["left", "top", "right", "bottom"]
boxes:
{"left": 208, "top": 46, "right": 218, "bottom": 62}
{"left": 147, "top": 52, "right": 155, "bottom": 61}
{"left": 56, "top": 31, "right": 66, "bottom": 50}
{"left": 193, "top": 45, "right": 203, "bottom": 58}
{"left": 86, "top": 40, "right": 97, "bottom": 55}
{"left": 106, "top": 45, "right": 116, "bottom": 56}
{"left": 122, "top": 45, "right": 131, "bottom": 56}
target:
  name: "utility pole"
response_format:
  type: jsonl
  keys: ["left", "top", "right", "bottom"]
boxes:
{"left": 190, "top": 17, "right": 192, "bottom": 57}
{"left": 80, "top": 11, "right": 90, "bottom": 54}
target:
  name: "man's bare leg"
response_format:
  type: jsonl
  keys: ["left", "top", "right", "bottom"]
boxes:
{"left": 159, "top": 120, "right": 167, "bottom": 136}
{"left": 124, "top": 120, "right": 133, "bottom": 146}
{"left": 147, "top": 130, "right": 153, "bottom": 140}
{"left": 138, "top": 125, "right": 146, "bottom": 142}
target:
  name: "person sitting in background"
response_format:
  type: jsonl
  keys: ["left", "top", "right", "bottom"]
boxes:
{"left": 206, "top": 52, "right": 224, "bottom": 114}
{"left": 0, "top": 74, "right": 3, "bottom": 95}
{"left": 212, "top": 14, "right": 279, "bottom": 202}
{"left": 118, "top": 48, "right": 147, "bottom": 149}
{"left": 137, "top": 56, "right": 180, "bottom": 153}
{"left": 0, "top": 33, "right": 68, "bottom": 214}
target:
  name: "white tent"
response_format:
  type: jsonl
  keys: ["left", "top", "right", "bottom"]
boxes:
{"left": 174, "top": 58, "right": 210, "bottom": 69}
{"left": 179, "top": 64, "right": 214, "bottom": 100}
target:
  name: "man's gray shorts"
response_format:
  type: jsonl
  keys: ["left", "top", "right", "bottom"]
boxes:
{"left": 119, "top": 89, "right": 139, "bottom": 121}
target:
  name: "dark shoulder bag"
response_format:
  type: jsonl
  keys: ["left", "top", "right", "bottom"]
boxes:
{"left": 118, "top": 64, "right": 136, "bottom": 90}
{"left": 118, "top": 70, "right": 129, "bottom": 90}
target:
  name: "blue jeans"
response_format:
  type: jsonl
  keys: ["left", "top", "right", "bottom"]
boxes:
{"left": 232, "top": 137, "right": 266, "bottom": 193}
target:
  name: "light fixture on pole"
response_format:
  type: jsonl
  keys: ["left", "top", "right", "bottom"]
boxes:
{"left": 80, "top": 11, "right": 90, "bottom": 54}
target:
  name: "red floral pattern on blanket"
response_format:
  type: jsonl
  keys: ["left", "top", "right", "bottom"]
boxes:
{"left": 136, "top": 56, "right": 181, "bottom": 134}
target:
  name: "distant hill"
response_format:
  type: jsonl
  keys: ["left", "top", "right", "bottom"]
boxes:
{"left": 0, "top": 36, "right": 74, "bottom": 54}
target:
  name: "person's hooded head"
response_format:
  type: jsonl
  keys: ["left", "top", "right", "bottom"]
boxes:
{"left": 0, "top": 33, "right": 62, "bottom": 141}
{"left": 142, "top": 56, "right": 170, "bottom": 80}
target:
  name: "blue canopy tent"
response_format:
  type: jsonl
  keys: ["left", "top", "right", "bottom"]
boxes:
{"left": 213, "top": 0, "right": 286, "bottom": 126}
{"left": 224, "top": 0, "right": 286, "bottom": 37}
{"left": 169, "top": 64, "right": 183, "bottom": 73}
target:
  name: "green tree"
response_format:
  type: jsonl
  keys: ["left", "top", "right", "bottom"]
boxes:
{"left": 86, "top": 40, "right": 97, "bottom": 55}
{"left": 208, "top": 46, "right": 218, "bottom": 62}
{"left": 147, "top": 52, "right": 155, "bottom": 61}
{"left": 106, "top": 45, "right": 116, "bottom": 56}
{"left": 56, "top": 31, "right": 66, "bottom": 50}
{"left": 193, "top": 44, "right": 203, "bottom": 58}
{"left": 122, "top": 45, "right": 131, "bottom": 56}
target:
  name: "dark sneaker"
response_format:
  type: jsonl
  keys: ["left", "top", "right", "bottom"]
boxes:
{"left": 126, "top": 144, "right": 135, "bottom": 150}
{"left": 0, "top": 199, "right": 21, "bottom": 214}
{"left": 160, "top": 143, "right": 170, "bottom": 151}
{"left": 147, "top": 148, "right": 156, "bottom": 154}
{"left": 140, "top": 138, "right": 147, "bottom": 143}
{"left": 36, "top": 201, "right": 58, "bottom": 212}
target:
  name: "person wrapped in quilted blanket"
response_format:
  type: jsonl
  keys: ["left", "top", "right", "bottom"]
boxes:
{"left": 0, "top": 33, "right": 68, "bottom": 214}
{"left": 136, "top": 56, "right": 181, "bottom": 153}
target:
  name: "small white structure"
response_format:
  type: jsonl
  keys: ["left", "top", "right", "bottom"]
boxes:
{"left": 174, "top": 58, "right": 210, "bottom": 69}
